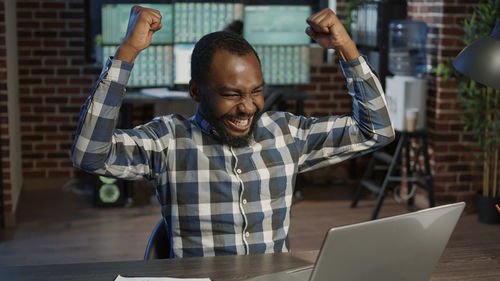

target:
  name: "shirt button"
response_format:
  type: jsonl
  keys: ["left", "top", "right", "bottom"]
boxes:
{"left": 236, "top": 168, "right": 242, "bottom": 174}
{"left": 245, "top": 232, "right": 250, "bottom": 238}
{"left": 243, "top": 198, "right": 247, "bottom": 205}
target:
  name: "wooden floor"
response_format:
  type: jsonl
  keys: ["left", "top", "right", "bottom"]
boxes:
{"left": 0, "top": 181, "right": 498, "bottom": 269}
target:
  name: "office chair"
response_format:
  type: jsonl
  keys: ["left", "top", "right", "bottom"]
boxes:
{"left": 144, "top": 218, "right": 171, "bottom": 260}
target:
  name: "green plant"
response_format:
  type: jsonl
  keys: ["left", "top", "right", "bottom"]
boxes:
{"left": 339, "top": 0, "right": 365, "bottom": 32}
{"left": 435, "top": 0, "right": 500, "bottom": 198}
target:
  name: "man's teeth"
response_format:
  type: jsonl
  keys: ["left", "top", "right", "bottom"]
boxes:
{"left": 232, "top": 119, "right": 249, "bottom": 126}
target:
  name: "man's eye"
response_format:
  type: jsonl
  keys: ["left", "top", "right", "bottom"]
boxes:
{"left": 222, "top": 94, "right": 240, "bottom": 98}
{"left": 252, "top": 90, "right": 263, "bottom": 95}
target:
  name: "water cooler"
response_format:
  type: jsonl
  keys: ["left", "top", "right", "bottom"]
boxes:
{"left": 385, "top": 20, "right": 428, "bottom": 131}
{"left": 351, "top": 20, "right": 435, "bottom": 219}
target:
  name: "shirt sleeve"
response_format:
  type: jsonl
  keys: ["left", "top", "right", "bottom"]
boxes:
{"left": 71, "top": 58, "right": 170, "bottom": 181}
{"left": 290, "top": 55, "right": 395, "bottom": 173}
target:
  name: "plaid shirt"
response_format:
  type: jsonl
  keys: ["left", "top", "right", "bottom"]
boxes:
{"left": 72, "top": 55, "right": 394, "bottom": 258}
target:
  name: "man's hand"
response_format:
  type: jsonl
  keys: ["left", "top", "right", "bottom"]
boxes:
{"left": 305, "top": 8, "right": 360, "bottom": 61}
{"left": 115, "top": 6, "right": 162, "bottom": 63}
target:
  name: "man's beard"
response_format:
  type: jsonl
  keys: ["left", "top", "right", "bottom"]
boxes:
{"left": 201, "top": 102, "right": 261, "bottom": 148}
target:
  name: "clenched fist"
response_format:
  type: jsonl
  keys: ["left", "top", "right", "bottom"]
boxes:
{"left": 115, "top": 6, "right": 162, "bottom": 63}
{"left": 305, "top": 8, "right": 360, "bottom": 61}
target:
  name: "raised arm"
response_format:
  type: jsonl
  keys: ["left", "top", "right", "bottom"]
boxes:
{"left": 291, "top": 8, "right": 394, "bottom": 172}
{"left": 71, "top": 6, "right": 169, "bottom": 181}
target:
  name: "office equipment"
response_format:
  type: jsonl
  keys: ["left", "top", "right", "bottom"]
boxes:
{"left": 174, "top": 2, "right": 243, "bottom": 43}
{"left": 452, "top": 17, "right": 500, "bottom": 224}
{"left": 385, "top": 76, "right": 427, "bottom": 132}
{"left": 243, "top": 5, "right": 311, "bottom": 85}
{"left": 98, "top": 3, "right": 313, "bottom": 87}
{"left": 254, "top": 46, "right": 310, "bottom": 85}
{"left": 243, "top": 5, "right": 311, "bottom": 46}
{"left": 93, "top": 176, "right": 129, "bottom": 207}
{"left": 388, "top": 20, "right": 428, "bottom": 76}
{"left": 102, "top": 45, "right": 174, "bottom": 87}
{"left": 247, "top": 202, "right": 464, "bottom": 281}
{"left": 101, "top": 4, "right": 174, "bottom": 45}
{"left": 173, "top": 44, "right": 195, "bottom": 85}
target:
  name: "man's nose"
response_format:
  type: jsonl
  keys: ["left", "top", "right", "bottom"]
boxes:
{"left": 237, "top": 96, "right": 255, "bottom": 115}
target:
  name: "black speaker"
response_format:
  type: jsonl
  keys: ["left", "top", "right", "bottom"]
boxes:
{"left": 93, "top": 176, "right": 127, "bottom": 207}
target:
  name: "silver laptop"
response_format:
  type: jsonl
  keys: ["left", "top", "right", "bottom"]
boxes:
{"left": 247, "top": 202, "right": 465, "bottom": 281}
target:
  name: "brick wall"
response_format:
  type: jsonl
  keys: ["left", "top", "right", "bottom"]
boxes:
{"left": 407, "top": 0, "right": 481, "bottom": 208}
{"left": 16, "top": 0, "right": 99, "bottom": 188}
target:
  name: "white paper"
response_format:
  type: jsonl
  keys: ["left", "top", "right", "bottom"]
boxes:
{"left": 140, "top": 88, "right": 190, "bottom": 99}
{"left": 114, "top": 274, "right": 211, "bottom": 281}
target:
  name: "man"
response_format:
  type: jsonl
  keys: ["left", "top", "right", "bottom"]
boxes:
{"left": 72, "top": 6, "right": 394, "bottom": 258}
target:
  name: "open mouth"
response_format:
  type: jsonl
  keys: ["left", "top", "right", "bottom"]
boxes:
{"left": 224, "top": 115, "right": 253, "bottom": 135}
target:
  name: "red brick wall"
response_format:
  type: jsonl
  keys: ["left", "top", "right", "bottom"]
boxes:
{"left": 16, "top": 0, "right": 99, "bottom": 183}
{"left": 297, "top": 61, "right": 349, "bottom": 118}
{"left": 408, "top": 0, "right": 481, "bottom": 208}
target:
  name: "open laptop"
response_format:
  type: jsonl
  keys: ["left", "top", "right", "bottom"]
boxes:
{"left": 247, "top": 202, "right": 465, "bottom": 281}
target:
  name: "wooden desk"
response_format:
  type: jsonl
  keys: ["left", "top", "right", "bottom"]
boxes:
{"left": 1, "top": 240, "right": 500, "bottom": 281}
{"left": 0, "top": 251, "right": 316, "bottom": 281}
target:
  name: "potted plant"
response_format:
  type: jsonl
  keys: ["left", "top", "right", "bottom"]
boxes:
{"left": 436, "top": 0, "right": 500, "bottom": 223}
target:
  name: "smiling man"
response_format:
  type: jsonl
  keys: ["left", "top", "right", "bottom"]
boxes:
{"left": 190, "top": 39, "right": 265, "bottom": 148}
{"left": 72, "top": 6, "right": 394, "bottom": 258}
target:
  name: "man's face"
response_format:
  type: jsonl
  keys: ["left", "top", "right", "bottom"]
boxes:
{"left": 191, "top": 49, "right": 265, "bottom": 147}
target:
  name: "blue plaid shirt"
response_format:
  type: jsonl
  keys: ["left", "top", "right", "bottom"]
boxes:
{"left": 72, "top": 55, "right": 394, "bottom": 258}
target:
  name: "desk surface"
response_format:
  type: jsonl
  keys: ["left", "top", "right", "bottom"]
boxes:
{"left": 0, "top": 252, "right": 316, "bottom": 281}
{"left": 1, "top": 245, "right": 500, "bottom": 281}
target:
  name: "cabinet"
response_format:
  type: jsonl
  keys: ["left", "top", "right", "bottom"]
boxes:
{"left": 350, "top": 0, "right": 407, "bottom": 89}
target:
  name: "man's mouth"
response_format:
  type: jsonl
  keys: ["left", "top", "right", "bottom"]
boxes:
{"left": 225, "top": 116, "right": 253, "bottom": 134}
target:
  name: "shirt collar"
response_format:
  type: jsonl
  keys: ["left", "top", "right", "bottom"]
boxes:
{"left": 193, "top": 107, "right": 219, "bottom": 136}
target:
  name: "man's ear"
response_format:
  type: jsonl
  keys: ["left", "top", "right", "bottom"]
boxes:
{"left": 189, "top": 80, "right": 202, "bottom": 103}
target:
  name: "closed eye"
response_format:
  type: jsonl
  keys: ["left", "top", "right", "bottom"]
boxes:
{"left": 251, "top": 88, "right": 263, "bottom": 95}
{"left": 221, "top": 93, "right": 240, "bottom": 99}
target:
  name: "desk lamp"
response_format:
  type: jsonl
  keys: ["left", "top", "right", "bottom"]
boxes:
{"left": 452, "top": 18, "right": 500, "bottom": 223}
{"left": 452, "top": 19, "right": 500, "bottom": 91}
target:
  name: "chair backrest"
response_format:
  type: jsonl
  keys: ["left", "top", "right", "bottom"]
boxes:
{"left": 144, "top": 219, "right": 171, "bottom": 260}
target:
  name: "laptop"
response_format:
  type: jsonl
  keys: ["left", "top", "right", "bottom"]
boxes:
{"left": 247, "top": 202, "right": 465, "bottom": 281}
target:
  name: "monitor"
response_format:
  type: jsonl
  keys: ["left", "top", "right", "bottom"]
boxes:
{"left": 174, "top": 2, "right": 243, "bottom": 43}
{"left": 102, "top": 45, "right": 174, "bottom": 87}
{"left": 102, "top": 3, "right": 174, "bottom": 45}
{"left": 255, "top": 45, "right": 310, "bottom": 85}
{"left": 174, "top": 44, "right": 195, "bottom": 85}
{"left": 243, "top": 5, "right": 311, "bottom": 45}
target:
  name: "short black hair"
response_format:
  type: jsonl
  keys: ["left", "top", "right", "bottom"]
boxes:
{"left": 191, "top": 31, "right": 261, "bottom": 84}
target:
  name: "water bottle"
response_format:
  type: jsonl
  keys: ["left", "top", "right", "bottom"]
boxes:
{"left": 388, "top": 20, "right": 428, "bottom": 76}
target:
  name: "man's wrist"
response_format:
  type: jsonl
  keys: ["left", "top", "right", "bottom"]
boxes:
{"left": 115, "top": 44, "right": 140, "bottom": 63}
{"left": 337, "top": 40, "right": 360, "bottom": 62}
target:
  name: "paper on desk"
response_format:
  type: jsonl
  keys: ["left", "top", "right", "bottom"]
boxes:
{"left": 140, "top": 88, "right": 190, "bottom": 99}
{"left": 115, "top": 275, "right": 211, "bottom": 281}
